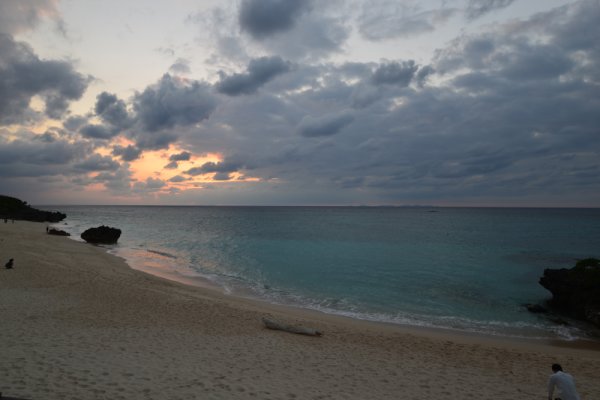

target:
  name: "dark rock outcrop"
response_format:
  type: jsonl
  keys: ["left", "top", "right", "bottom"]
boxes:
{"left": 524, "top": 303, "right": 547, "bottom": 314}
{"left": 81, "top": 225, "right": 121, "bottom": 244}
{"left": 0, "top": 195, "right": 66, "bottom": 222}
{"left": 539, "top": 258, "right": 600, "bottom": 327}
{"left": 48, "top": 228, "right": 70, "bottom": 236}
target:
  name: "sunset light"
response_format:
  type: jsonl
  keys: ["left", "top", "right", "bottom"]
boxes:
{"left": 1, "top": 2, "right": 599, "bottom": 400}
{"left": 0, "top": 0, "right": 598, "bottom": 206}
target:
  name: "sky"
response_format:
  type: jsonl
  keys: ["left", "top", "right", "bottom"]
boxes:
{"left": 0, "top": 0, "right": 598, "bottom": 206}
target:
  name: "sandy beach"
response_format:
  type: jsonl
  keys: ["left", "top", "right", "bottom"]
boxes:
{"left": 1, "top": 221, "right": 599, "bottom": 400}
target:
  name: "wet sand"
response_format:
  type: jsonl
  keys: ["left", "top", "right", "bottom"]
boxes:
{"left": 1, "top": 221, "right": 599, "bottom": 399}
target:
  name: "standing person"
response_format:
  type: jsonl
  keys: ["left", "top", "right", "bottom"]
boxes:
{"left": 548, "top": 363, "right": 581, "bottom": 400}
{"left": 5, "top": 258, "right": 13, "bottom": 269}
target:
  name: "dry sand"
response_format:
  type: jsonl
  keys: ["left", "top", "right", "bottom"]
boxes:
{"left": 1, "top": 221, "right": 599, "bottom": 400}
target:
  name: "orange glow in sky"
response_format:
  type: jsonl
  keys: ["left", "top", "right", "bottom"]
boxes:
{"left": 125, "top": 145, "right": 258, "bottom": 193}
{"left": 129, "top": 148, "right": 219, "bottom": 182}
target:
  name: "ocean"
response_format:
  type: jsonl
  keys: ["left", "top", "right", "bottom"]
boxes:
{"left": 49, "top": 206, "right": 600, "bottom": 340}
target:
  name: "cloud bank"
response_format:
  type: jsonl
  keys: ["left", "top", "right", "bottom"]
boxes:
{"left": 0, "top": 34, "right": 90, "bottom": 124}
{"left": 1, "top": 0, "right": 598, "bottom": 206}
{"left": 239, "top": 0, "right": 311, "bottom": 39}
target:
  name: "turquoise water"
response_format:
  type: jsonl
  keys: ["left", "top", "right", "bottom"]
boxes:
{"left": 52, "top": 206, "right": 600, "bottom": 339}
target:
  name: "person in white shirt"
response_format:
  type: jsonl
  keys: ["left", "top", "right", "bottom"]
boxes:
{"left": 548, "top": 363, "right": 581, "bottom": 400}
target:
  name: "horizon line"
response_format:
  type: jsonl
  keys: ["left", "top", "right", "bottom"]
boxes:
{"left": 35, "top": 204, "right": 600, "bottom": 209}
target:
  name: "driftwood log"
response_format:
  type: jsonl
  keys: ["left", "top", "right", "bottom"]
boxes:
{"left": 262, "top": 317, "right": 323, "bottom": 336}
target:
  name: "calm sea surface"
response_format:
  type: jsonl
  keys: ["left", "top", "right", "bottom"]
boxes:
{"left": 50, "top": 206, "right": 600, "bottom": 340}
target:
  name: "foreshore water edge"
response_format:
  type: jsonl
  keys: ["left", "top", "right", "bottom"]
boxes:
{"left": 53, "top": 205, "right": 600, "bottom": 341}
{"left": 1, "top": 221, "right": 600, "bottom": 399}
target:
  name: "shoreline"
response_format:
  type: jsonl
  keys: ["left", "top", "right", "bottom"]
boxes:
{"left": 110, "top": 240, "right": 599, "bottom": 345}
{"left": 53, "top": 205, "right": 600, "bottom": 344}
{"left": 2, "top": 221, "right": 600, "bottom": 399}
{"left": 121, "top": 254, "right": 600, "bottom": 349}
{"left": 35, "top": 220, "right": 600, "bottom": 349}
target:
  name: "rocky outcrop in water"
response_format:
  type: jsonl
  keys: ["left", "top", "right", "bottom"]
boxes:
{"left": 81, "top": 226, "right": 121, "bottom": 244}
{"left": 0, "top": 195, "right": 66, "bottom": 222}
{"left": 539, "top": 258, "right": 600, "bottom": 327}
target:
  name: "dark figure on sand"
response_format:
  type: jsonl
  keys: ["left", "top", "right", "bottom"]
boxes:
{"left": 548, "top": 363, "right": 580, "bottom": 400}
{"left": 5, "top": 258, "right": 14, "bottom": 269}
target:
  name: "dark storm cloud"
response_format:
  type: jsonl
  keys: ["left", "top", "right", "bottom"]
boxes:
{"left": 350, "top": 84, "right": 382, "bottom": 108}
{"left": 63, "top": 115, "right": 89, "bottom": 132}
{"left": 4, "top": 1, "right": 596, "bottom": 206}
{"left": 169, "top": 151, "right": 192, "bottom": 161}
{"left": 415, "top": 65, "right": 435, "bottom": 87}
{"left": 128, "top": 74, "right": 218, "bottom": 150}
{"left": 93, "top": 167, "right": 134, "bottom": 193}
{"left": 176, "top": 1, "right": 600, "bottom": 206}
{"left": 169, "top": 175, "right": 188, "bottom": 183}
{"left": 500, "top": 45, "right": 574, "bottom": 81}
{"left": 371, "top": 61, "right": 418, "bottom": 86}
{"left": 95, "top": 92, "right": 132, "bottom": 129}
{"left": 79, "top": 124, "right": 117, "bottom": 140}
{"left": 74, "top": 154, "right": 120, "bottom": 172}
{"left": 0, "top": 34, "right": 91, "bottom": 124}
{"left": 133, "top": 131, "right": 179, "bottom": 151}
{"left": 112, "top": 145, "right": 142, "bottom": 162}
{"left": 465, "top": 0, "right": 515, "bottom": 20}
{"left": 552, "top": 0, "right": 600, "bottom": 55}
{"left": 435, "top": 2, "right": 596, "bottom": 83}
{"left": 522, "top": 0, "right": 600, "bottom": 83}
{"left": 184, "top": 160, "right": 244, "bottom": 179}
{"left": 197, "top": 160, "right": 243, "bottom": 173}
{"left": 198, "top": 1, "right": 348, "bottom": 63}
{"left": 213, "top": 172, "right": 233, "bottom": 181}
{"left": 0, "top": 131, "right": 95, "bottom": 184}
{"left": 133, "top": 177, "right": 166, "bottom": 193}
{"left": 387, "top": 0, "right": 600, "bottom": 195}
{"left": 0, "top": 127, "right": 126, "bottom": 196}
{"left": 216, "top": 56, "right": 291, "bottom": 96}
{"left": 441, "top": 37, "right": 576, "bottom": 83}
{"left": 165, "top": 151, "right": 191, "bottom": 168}
{"left": 358, "top": 2, "right": 456, "bottom": 41}
{"left": 133, "top": 74, "right": 217, "bottom": 133}
{"left": 0, "top": 135, "right": 84, "bottom": 168}
{"left": 339, "top": 62, "right": 374, "bottom": 78}
{"left": 36, "top": 130, "right": 58, "bottom": 143}
{"left": 259, "top": 11, "right": 350, "bottom": 61}
{"left": 430, "top": 149, "right": 514, "bottom": 179}
{"left": 297, "top": 111, "right": 354, "bottom": 137}
{"left": 239, "top": 0, "right": 311, "bottom": 39}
